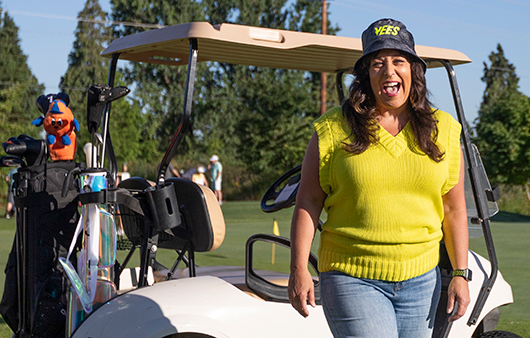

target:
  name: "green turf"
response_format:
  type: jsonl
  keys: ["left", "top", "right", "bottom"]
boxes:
{"left": 0, "top": 217, "right": 16, "bottom": 308}
{"left": 0, "top": 204, "right": 528, "bottom": 337}
{"left": 469, "top": 212, "right": 530, "bottom": 337}
{"left": 0, "top": 217, "right": 16, "bottom": 338}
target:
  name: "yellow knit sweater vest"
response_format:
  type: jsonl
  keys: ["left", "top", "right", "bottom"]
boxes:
{"left": 315, "top": 107, "right": 461, "bottom": 282}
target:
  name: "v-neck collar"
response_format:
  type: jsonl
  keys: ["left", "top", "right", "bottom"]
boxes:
{"left": 377, "top": 123, "right": 411, "bottom": 158}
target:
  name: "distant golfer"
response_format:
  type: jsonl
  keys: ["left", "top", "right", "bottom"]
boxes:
{"left": 191, "top": 165, "right": 209, "bottom": 187}
{"left": 209, "top": 155, "right": 223, "bottom": 205}
{"left": 4, "top": 166, "right": 18, "bottom": 219}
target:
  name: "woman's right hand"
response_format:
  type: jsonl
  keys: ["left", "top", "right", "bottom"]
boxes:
{"left": 288, "top": 267, "right": 316, "bottom": 317}
{"left": 288, "top": 132, "right": 325, "bottom": 318}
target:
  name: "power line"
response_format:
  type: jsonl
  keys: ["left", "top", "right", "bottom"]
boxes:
{"left": 5, "top": 9, "right": 163, "bottom": 29}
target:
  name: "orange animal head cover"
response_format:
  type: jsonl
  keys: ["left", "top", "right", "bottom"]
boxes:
{"left": 43, "top": 99, "right": 80, "bottom": 161}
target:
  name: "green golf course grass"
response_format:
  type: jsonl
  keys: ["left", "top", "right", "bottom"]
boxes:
{"left": 0, "top": 201, "right": 528, "bottom": 337}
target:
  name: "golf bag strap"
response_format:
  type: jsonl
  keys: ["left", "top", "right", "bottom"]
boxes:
{"left": 15, "top": 189, "right": 78, "bottom": 208}
{"left": 78, "top": 188, "right": 145, "bottom": 216}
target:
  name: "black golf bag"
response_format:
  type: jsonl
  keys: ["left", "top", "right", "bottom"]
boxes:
{"left": 0, "top": 161, "right": 81, "bottom": 338}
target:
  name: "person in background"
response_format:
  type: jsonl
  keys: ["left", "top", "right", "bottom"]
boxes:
{"left": 117, "top": 162, "right": 131, "bottom": 184}
{"left": 288, "top": 18, "right": 469, "bottom": 338}
{"left": 167, "top": 162, "right": 181, "bottom": 178}
{"left": 208, "top": 155, "right": 223, "bottom": 205}
{"left": 4, "top": 166, "right": 18, "bottom": 219}
{"left": 191, "top": 165, "right": 209, "bottom": 187}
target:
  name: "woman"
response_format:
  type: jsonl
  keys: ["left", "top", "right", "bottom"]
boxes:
{"left": 191, "top": 165, "right": 209, "bottom": 187}
{"left": 288, "top": 18, "right": 470, "bottom": 338}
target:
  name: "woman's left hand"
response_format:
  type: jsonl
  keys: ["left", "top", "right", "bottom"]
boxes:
{"left": 446, "top": 277, "right": 470, "bottom": 322}
{"left": 442, "top": 149, "right": 471, "bottom": 322}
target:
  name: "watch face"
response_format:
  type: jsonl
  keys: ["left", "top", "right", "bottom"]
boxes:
{"left": 452, "top": 269, "right": 472, "bottom": 281}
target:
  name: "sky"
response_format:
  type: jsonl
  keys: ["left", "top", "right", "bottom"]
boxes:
{"left": 2, "top": 0, "right": 530, "bottom": 125}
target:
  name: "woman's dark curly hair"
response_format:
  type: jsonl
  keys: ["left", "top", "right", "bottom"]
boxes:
{"left": 342, "top": 51, "right": 445, "bottom": 162}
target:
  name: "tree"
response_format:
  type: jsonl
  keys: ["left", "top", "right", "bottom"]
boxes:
{"left": 111, "top": 0, "right": 205, "bottom": 153}
{"left": 109, "top": 91, "right": 156, "bottom": 164}
{"left": 0, "top": 5, "right": 44, "bottom": 144}
{"left": 480, "top": 44, "right": 519, "bottom": 108}
{"left": 474, "top": 44, "right": 530, "bottom": 200}
{"left": 0, "top": 3, "right": 44, "bottom": 203}
{"left": 60, "top": 0, "right": 154, "bottom": 168}
{"left": 110, "top": 0, "right": 341, "bottom": 198}
{"left": 195, "top": 0, "right": 341, "bottom": 193}
{"left": 59, "top": 0, "right": 111, "bottom": 163}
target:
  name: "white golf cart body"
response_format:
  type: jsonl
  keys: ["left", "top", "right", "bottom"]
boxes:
{"left": 72, "top": 257, "right": 512, "bottom": 338}
{"left": 72, "top": 22, "right": 513, "bottom": 338}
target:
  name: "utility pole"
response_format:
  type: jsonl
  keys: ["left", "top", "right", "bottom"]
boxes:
{"left": 320, "top": 0, "right": 327, "bottom": 115}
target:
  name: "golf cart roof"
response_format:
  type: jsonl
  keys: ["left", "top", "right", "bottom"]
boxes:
{"left": 102, "top": 21, "right": 471, "bottom": 73}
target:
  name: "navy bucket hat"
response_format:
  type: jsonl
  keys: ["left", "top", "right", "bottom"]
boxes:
{"left": 354, "top": 18, "right": 427, "bottom": 73}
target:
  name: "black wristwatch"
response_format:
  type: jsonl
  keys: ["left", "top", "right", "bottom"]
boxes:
{"left": 452, "top": 269, "right": 472, "bottom": 281}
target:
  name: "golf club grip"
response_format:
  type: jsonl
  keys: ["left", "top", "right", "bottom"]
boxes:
{"left": 3, "top": 142, "right": 27, "bottom": 156}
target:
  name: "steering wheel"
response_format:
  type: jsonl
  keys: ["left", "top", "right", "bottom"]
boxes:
{"left": 261, "top": 165, "right": 302, "bottom": 213}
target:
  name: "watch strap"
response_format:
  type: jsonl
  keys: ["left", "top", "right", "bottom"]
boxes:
{"left": 452, "top": 269, "right": 472, "bottom": 281}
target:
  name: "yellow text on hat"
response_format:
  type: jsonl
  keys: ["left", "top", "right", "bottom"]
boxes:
{"left": 374, "top": 25, "right": 400, "bottom": 36}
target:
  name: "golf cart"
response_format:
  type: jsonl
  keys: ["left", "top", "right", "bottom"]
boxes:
{"left": 10, "top": 22, "right": 521, "bottom": 338}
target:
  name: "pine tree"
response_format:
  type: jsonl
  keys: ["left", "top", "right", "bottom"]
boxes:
{"left": 0, "top": 3, "right": 44, "bottom": 202}
{"left": 60, "top": 0, "right": 152, "bottom": 168}
{"left": 474, "top": 44, "right": 530, "bottom": 200}
{"left": 0, "top": 5, "right": 44, "bottom": 143}
{"left": 480, "top": 44, "right": 519, "bottom": 108}
{"left": 59, "top": 0, "right": 111, "bottom": 163}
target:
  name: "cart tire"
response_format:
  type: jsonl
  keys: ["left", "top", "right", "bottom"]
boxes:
{"left": 477, "top": 331, "right": 523, "bottom": 338}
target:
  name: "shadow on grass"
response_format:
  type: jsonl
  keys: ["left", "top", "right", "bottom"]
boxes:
{"left": 492, "top": 211, "right": 530, "bottom": 222}
{"left": 0, "top": 316, "right": 4, "bottom": 324}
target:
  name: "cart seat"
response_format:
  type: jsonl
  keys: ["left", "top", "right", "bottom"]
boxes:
{"left": 162, "top": 177, "right": 225, "bottom": 252}
{"left": 117, "top": 177, "right": 225, "bottom": 253}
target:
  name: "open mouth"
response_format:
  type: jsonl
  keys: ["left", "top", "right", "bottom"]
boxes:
{"left": 382, "top": 81, "right": 400, "bottom": 97}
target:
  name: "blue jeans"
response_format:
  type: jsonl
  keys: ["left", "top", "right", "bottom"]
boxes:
{"left": 320, "top": 267, "right": 441, "bottom": 338}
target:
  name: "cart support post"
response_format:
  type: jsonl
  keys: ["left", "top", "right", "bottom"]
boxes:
{"left": 137, "top": 38, "right": 199, "bottom": 287}
{"left": 336, "top": 71, "right": 345, "bottom": 103}
{"left": 101, "top": 53, "right": 120, "bottom": 185}
{"left": 440, "top": 60, "right": 498, "bottom": 326}
{"left": 156, "top": 38, "right": 198, "bottom": 185}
